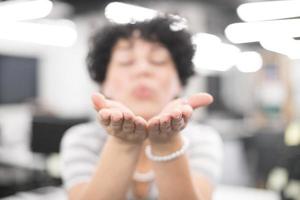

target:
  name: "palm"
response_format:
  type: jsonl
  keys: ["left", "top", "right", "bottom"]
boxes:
{"left": 148, "top": 93, "right": 213, "bottom": 143}
{"left": 92, "top": 92, "right": 213, "bottom": 144}
{"left": 92, "top": 93, "right": 148, "bottom": 144}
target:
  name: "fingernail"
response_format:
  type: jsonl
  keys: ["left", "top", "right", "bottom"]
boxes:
{"left": 175, "top": 115, "right": 181, "bottom": 120}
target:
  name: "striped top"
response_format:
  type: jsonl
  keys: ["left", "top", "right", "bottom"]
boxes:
{"left": 60, "top": 121, "right": 223, "bottom": 199}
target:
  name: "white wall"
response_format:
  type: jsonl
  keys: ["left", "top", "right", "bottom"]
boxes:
{"left": 222, "top": 68, "right": 257, "bottom": 115}
{"left": 38, "top": 16, "right": 98, "bottom": 117}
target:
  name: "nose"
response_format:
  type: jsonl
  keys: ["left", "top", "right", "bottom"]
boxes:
{"left": 133, "top": 59, "right": 153, "bottom": 77}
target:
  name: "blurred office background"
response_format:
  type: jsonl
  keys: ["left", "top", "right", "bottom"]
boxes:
{"left": 0, "top": 0, "right": 299, "bottom": 199}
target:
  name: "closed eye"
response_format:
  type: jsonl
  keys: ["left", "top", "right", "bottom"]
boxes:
{"left": 118, "top": 59, "right": 134, "bottom": 66}
{"left": 150, "top": 59, "right": 168, "bottom": 66}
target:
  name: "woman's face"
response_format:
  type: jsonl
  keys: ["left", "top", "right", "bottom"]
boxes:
{"left": 101, "top": 37, "right": 182, "bottom": 120}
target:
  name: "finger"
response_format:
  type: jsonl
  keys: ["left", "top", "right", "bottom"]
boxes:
{"left": 98, "top": 109, "right": 111, "bottom": 126}
{"left": 170, "top": 108, "right": 182, "bottom": 120}
{"left": 171, "top": 98, "right": 186, "bottom": 105}
{"left": 92, "top": 92, "right": 108, "bottom": 111}
{"left": 110, "top": 109, "right": 123, "bottom": 131}
{"left": 160, "top": 114, "right": 172, "bottom": 133}
{"left": 102, "top": 99, "right": 135, "bottom": 116}
{"left": 188, "top": 93, "right": 213, "bottom": 110}
{"left": 182, "top": 105, "right": 193, "bottom": 124}
{"left": 172, "top": 118, "right": 185, "bottom": 132}
{"left": 171, "top": 110, "right": 184, "bottom": 131}
{"left": 134, "top": 116, "right": 147, "bottom": 135}
{"left": 122, "top": 112, "right": 135, "bottom": 133}
{"left": 148, "top": 117, "right": 160, "bottom": 135}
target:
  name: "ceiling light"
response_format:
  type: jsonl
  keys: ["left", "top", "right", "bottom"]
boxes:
{"left": 192, "top": 33, "right": 221, "bottom": 46}
{"left": 193, "top": 34, "right": 240, "bottom": 72}
{"left": 225, "top": 19, "right": 300, "bottom": 43}
{"left": 0, "top": 0, "right": 53, "bottom": 22}
{"left": 236, "top": 51, "right": 263, "bottom": 73}
{"left": 260, "top": 38, "right": 300, "bottom": 59}
{"left": 0, "top": 20, "right": 77, "bottom": 47}
{"left": 237, "top": 0, "right": 300, "bottom": 22}
{"left": 104, "top": 2, "right": 158, "bottom": 24}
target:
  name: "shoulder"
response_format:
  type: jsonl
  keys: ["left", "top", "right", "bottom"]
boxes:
{"left": 183, "top": 122, "right": 223, "bottom": 149}
{"left": 183, "top": 122, "right": 223, "bottom": 184}
{"left": 60, "top": 121, "right": 107, "bottom": 152}
{"left": 60, "top": 121, "right": 107, "bottom": 189}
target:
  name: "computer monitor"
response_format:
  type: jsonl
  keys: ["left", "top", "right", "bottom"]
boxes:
{"left": 31, "top": 115, "right": 90, "bottom": 154}
{"left": 0, "top": 54, "right": 38, "bottom": 104}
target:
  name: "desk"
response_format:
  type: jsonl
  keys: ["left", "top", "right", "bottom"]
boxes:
{"left": 0, "top": 148, "right": 56, "bottom": 198}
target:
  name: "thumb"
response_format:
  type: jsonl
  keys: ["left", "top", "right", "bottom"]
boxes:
{"left": 188, "top": 93, "right": 213, "bottom": 110}
{"left": 91, "top": 92, "right": 108, "bottom": 111}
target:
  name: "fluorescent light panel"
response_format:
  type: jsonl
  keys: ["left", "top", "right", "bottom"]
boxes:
{"left": 193, "top": 33, "right": 241, "bottom": 72}
{"left": 192, "top": 33, "right": 221, "bottom": 46}
{"left": 260, "top": 38, "right": 300, "bottom": 59}
{"left": 236, "top": 51, "right": 263, "bottom": 73}
{"left": 225, "top": 18, "right": 300, "bottom": 44}
{"left": 0, "top": 0, "right": 53, "bottom": 21}
{"left": 105, "top": 2, "right": 158, "bottom": 24}
{"left": 193, "top": 33, "right": 263, "bottom": 72}
{"left": 104, "top": 2, "right": 188, "bottom": 31}
{"left": 237, "top": 0, "right": 300, "bottom": 22}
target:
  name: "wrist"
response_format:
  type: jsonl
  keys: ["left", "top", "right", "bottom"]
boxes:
{"left": 108, "top": 136, "right": 143, "bottom": 152}
{"left": 149, "top": 134, "right": 183, "bottom": 156}
{"left": 146, "top": 135, "right": 189, "bottom": 162}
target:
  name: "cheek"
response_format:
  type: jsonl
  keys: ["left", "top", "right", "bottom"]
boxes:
{"left": 102, "top": 70, "right": 129, "bottom": 99}
{"left": 159, "top": 71, "right": 181, "bottom": 96}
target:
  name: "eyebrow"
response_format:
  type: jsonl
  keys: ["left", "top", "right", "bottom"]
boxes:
{"left": 150, "top": 46, "right": 169, "bottom": 55}
{"left": 114, "top": 40, "right": 168, "bottom": 54}
{"left": 116, "top": 42, "right": 131, "bottom": 48}
{"left": 150, "top": 43, "right": 167, "bottom": 50}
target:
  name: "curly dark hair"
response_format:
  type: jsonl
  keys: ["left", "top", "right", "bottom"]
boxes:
{"left": 86, "top": 15, "right": 196, "bottom": 86}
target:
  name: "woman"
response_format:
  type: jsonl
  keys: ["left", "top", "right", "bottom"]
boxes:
{"left": 60, "top": 16, "right": 223, "bottom": 200}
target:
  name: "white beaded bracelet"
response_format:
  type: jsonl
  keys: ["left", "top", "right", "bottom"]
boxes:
{"left": 145, "top": 136, "right": 189, "bottom": 162}
{"left": 133, "top": 170, "right": 155, "bottom": 182}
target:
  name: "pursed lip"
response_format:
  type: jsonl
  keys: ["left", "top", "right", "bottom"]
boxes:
{"left": 131, "top": 84, "right": 155, "bottom": 99}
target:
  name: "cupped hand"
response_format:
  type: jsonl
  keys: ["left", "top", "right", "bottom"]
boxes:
{"left": 92, "top": 93, "right": 148, "bottom": 144}
{"left": 147, "top": 93, "right": 213, "bottom": 144}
